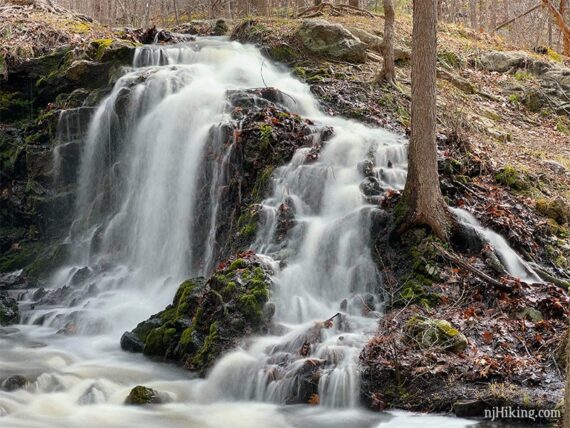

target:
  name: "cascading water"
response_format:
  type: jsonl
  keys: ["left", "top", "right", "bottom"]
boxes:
{"left": 0, "top": 38, "right": 497, "bottom": 427}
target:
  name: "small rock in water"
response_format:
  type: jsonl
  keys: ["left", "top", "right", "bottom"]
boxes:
{"left": 120, "top": 331, "right": 144, "bottom": 353}
{"left": 1, "top": 375, "right": 27, "bottom": 392}
{"left": 0, "top": 293, "right": 19, "bottom": 326}
{"left": 124, "top": 385, "right": 163, "bottom": 405}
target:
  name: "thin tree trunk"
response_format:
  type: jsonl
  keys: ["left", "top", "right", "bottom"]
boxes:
{"left": 561, "top": 0, "right": 570, "bottom": 55}
{"left": 469, "top": 0, "right": 478, "bottom": 29}
{"left": 398, "top": 0, "right": 450, "bottom": 240}
{"left": 173, "top": 0, "right": 180, "bottom": 24}
{"left": 375, "top": 0, "right": 396, "bottom": 84}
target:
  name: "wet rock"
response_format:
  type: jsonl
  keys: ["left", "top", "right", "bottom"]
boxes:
{"left": 124, "top": 385, "right": 162, "bottom": 405}
{"left": 120, "top": 331, "right": 144, "bottom": 353}
{"left": 405, "top": 316, "right": 468, "bottom": 353}
{"left": 70, "top": 267, "right": 92, "bottom": 286}
{"left": 32, "top": 287, "right": 47, "bottom": 301}
{"left": 357, "top": 159, "right": 375, "bottom": 177}
{"left": 274, "top": 199, "right": 296, "bottom": 243}
{"left": 0, "top": 270, "right": 30, "bottom": 289}
{"left": 0, "top": 293, "right": 19, "bottom": 326}
{"left": 453, "top": 399, "right": 489, "bottom": 418}
{"left": 1, "top": 374, "right": 27, "bottom": 391}
{"left": 297, "top": 20, "right": 367, "bottom": 63}
{"left": 359, "top": 176, "right": 383, "bottom": 197}
{"left": 122, "top": 253, "right": 274, "bottom": 375}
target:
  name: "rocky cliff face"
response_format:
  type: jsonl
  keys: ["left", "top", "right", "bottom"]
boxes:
{"left": 0, "top": 40, "right": 136, "bottom": 281}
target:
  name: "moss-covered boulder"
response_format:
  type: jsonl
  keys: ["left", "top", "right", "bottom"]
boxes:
{"left": 405, "top": 316, "right": 468, "bottom": 353}
{"left": 536, "top": 197, "right": 569, "bottom": 225}
{"left": 124, "top": 385, "right": 163, "bottom": 405}
{"left": 120, "top": 252, "right": 274, "bottom": 375}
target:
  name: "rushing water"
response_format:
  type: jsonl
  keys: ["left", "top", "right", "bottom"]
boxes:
{"left": 0, "top": 38, "right": 528, "bottom": 427}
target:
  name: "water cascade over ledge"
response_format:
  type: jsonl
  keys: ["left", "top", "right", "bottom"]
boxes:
{"left": 0, "top": 38, "right": 524, "bottom": 427}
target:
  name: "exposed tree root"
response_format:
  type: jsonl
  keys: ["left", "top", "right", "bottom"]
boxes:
{"left": 297, "top": 2, "right": 375, "bottom": 18}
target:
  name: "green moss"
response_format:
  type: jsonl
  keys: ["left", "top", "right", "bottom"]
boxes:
{"left": 258, "top": 123, "right": 272, "bottom": 152}
{"left": 237, "top": 206, "right": 260, "bottom": 240}
{"left": 495, "top": 164, "right": 530, "bottom": 191}
{"left": 179, "top": 327, "right": 194, "bottom": 348}
{"left": 143, "top": 326, "right": 176, "bottom": 356}
{"left": 90, "top": 38, "right": 114, "bottom": 61}
{"left": 125, "top": 385, "right": 159, "bottom": 405}
{"left": 229, "top": 258, "right": 248, "bottom": 271}
{"left": 252, "top": 166, "right": 274, "bottom": 202}
{"left": 536, "top": 198, "right": 568, "bottom": 224}
{"left": 508, "top": 94, "right": 520, "bottom": 104}
{"left": 190, "top": 321, "right": 219, "bottom": 368}
{"left": 269, "top": 45, "right": 298, "bottom": 63}
{"left": 514, "top": 71, "right": 532, "bottom": 81}
{"left": 406, "top": 316, "right": 467, "bottom": 353}
{"left": 547, "top": 48, "right": 563, "bottom": 62}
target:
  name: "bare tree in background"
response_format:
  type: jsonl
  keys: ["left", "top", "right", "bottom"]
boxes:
{"left": 398, "top": 0, "right": 451, "bottom": 240}
{"left": 375, "top": 0, "right": 396, "bottom": 85}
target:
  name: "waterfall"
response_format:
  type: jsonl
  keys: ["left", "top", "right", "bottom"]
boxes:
{"left": 0, "top": 38, "right": 484, "bottom": 427}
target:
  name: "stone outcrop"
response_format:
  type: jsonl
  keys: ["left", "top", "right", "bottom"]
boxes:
{"left": 296, "top": 20, "right": 367, "bottom": 63}
{"left": 120, "top": 253, "right": 275, "bottom": 375}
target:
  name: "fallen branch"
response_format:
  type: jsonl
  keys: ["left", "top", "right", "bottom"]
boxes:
{"left": 495, "top": 3, "right": 542, "bottom": 32}
{"left": 432, "top": 243, "right": 510, "bottom": 290}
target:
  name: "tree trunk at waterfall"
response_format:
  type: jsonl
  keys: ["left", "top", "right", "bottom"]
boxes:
{"left": 375, "top": 0, "right": 396, "bottom": 84}
{"left": 398, "top": 0, "right": 451, "bottom": 241}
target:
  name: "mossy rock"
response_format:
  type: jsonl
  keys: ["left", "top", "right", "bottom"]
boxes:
{"left": 536, "top": 198, "right": 569, "bottom": 225}
{"left": 405, "top": 316, "right": 468, "bottom": 353}
{"left": 124, "top": 385, "right": 162, "bottom": 405}
{"left": 121, "top": 254, "right": 274, "bottom": 375}
{"left": 495, "top": 165, "right": 530, "bottom": 191}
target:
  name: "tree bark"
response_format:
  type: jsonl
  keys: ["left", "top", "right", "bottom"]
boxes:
{"left": 349, "top": 0, "right": 359, "bottom": 7}
{"left": 398, "top": 0, "right": 450, "bottom": 241}
{"left": 375, "top": 0, "right": 396, "bottom": 84}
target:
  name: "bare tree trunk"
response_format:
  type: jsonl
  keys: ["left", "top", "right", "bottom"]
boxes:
{"left": 469, "top": 0, "right": 478, "bottom": 29}
{"left": 398, "top": 0, "right": 451, "bottom": 240}
{"left": 349, "top": 0, "right": 359, "bottom": 7}
{"left": 375, "top": 0, "right": 396, "bottom": 84}
{"left": 489, "top": 0, "right": 497, "bottom": 33}
{"left": 561, "top": 0, "right": 570, "bottom": 55}
{"left": 173, "top": 0, "right": 180, "bottom": 24}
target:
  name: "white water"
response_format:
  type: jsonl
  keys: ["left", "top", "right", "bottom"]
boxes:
{"left": 451, "top": 208, "right": 542, "bottom": 283}
{"left": 1, "top": 39, "right": 490, "bottom": 427}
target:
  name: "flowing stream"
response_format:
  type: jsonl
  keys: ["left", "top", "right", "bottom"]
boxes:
{"left": 0, "top": 38, "right": 529, "bottom": 427}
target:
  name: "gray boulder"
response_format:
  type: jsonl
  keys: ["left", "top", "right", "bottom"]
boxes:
{"left": 479, "top": 51, "right": 530, "bottom": 72}
{"left": 297, "top": 20, "right": 367, "bottom": 63}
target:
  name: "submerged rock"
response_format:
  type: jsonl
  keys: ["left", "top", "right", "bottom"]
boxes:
{"left": 1, "top": 374, "right": 27, "bottom": 391}
{"left": 120, "top": 253, "right": 274, "bottom": 375}
{"left": 124, "top": 385, "right": 162, "bottom": 405}
{"left": 296, "top": 20, "right": 367, "bottom": 63}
